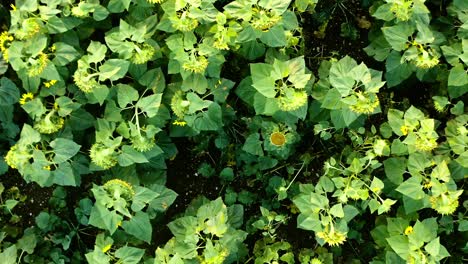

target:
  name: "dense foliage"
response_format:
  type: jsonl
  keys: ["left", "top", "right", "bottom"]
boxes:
{"left": 0, "top": 0, "right": 466, "bottom": 263}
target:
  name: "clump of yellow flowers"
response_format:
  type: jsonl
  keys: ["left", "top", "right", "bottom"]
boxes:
{"left": 316, "top": 224, "right": 347, "bottom": 247}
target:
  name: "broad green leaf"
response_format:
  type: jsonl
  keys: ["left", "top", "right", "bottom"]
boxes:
{"left": 107, "top": 0, "right": 131, "bottom": 13}
{"left": 372, "top": 3, "right": 394, "bottom": 21}
{"left": 136, "top": 94, "right": 162, "bottom": 117}
{"left": 17, "top": 230, "right": 37, "bottom": 254}
{"left": 396, "top": 177, "right": 425, "bottom": 200}
{"left": 122, "top": 212, "right": 152, "bottom": 243}
{"left": 370, "top": 177, "right": 384, "bottom": 194}
{"left": 50, "top": 138, "right": 81, "bottom": 163}
{"left": 251, "top": 77, "right": 276, "bottom": 98}
{"left": 131, "top": 186, "right": 159, "bottom": 212}
{"left": 330, "top": 204, "right": 344, "bottom": 218}
{"left": 89, "top": 84, "right": 109, "bottom": 105}
{"left": 364, "top": 35, "right": 392, "bottom": 61}
{"left": 0, "top": 77, "right": 20, "bottom": 105}
{"left": 53, "top": 42, "right": 80, "bottom": 66}
{"left": 259, "top": 26, "right": 287, "bottom": 47}
{"left": 382, "top": 23, "right": 414, "bottom": 51}
{"left": 167, "top": 216, "right": 199, "bottom": 242}
{"left": 193, "top": 103, "right": 223, "bottom": 131}
{"left": 117, "top": 84, "right": 139, "bottom": 108}
{"left": 448, "top": 65, "right": 468, "bottom": 98}
{"left": 46, "top": 17, "right": 82, "bottom": 34}
{"left": 181, "top": 74, "right": 207, "bottom": 94}
{"left": 0, "top": 245, "right": 17, "bottom": 264}
{"left": 259, "top": 0, "right": 291, "bottom": 14}
{"left": 87, "top": 41, "right": 107, "bottom": 63}
{"left": 53, "top": 162, "right": 79, "bottom": 186}
{"left": 321, "top": 88, "right": 343, "bottom": 110}
{"left": 243, "top": 133, "right": 264, "bottom": 156}
{"left": 118, "top": 145, "right": 149, "bottom": 167}
{"left": 409, "top": 218, "right": 437, "bottom": 244}
{"left": 329, "top": 56, "right": 358, "bottom": 96}
{"left": 297, "top": 214, "right": 321, "bottom": 232}
{"left": 186, "top": 93, "right": 211, "bottom": 114}
{"left": 19, "top": 124, "right": 41, "bottom": 145}
{"left": 386, "top": 235, "right": 410, "bottom": 259}
{"left": 384, "top": 157, "right": 406, "bottom": 185}
{"left": 148, "top": 186, "right": 178, "bottom": 212}
{"left": 385, "top": 52, "right": 414, "bottom": 87}
{"left": 407, "top": 153, "right": 430, "bottom": 176}
{"left": 238, "top": 40, "right": 265, "bottom": 60}
{"left": 378, "top": 199, "right": 397, "bottom": 214}
{"left": 115, "top": 246, "right": 145, "bottom": 264}
{"left": 459, "top": 220, "right": 468, "bottom": 232}
{"left": 431, "top": 161, "right": 450, "bottom": 182}
{"left": 56, "top": 96, "right": 81, "bottom": 117}
{"left": 85, "top": 250, "right": 110, "bottom": 264}
{"left": 89, "top": 205, "right": 123, "bottom": 234}
{"left": 99, "top": 59, "right": 130, "bottom": 81}
{"left": 387, "top": 218, "right": 409, "bottom": 235}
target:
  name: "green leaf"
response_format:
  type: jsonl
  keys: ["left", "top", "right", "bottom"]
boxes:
{"left": 52, "top": 42, "right": 80, "bottom": 66}
{"left": 372, "top": 3, "right": 394, "bottom": 21}
{"left": 382, "top": 23, "right": 414, "bottom": 51}
{"left": 117, "top": 84, "right": 139, "bottom": 108}
{"left": 149, "top": 186, "right": 178, "bottom": 213}
{"left": 448, "top": 65, "right": 468, "bottom": 98}
{"left": 19, "top": 124, "right": 41, "bottom": 145}
{"left": 136, "top": 94, "right": 162, "bottom": 118}
{"left": 89, "top": 205, "right": 123, "bottom": 235}
{"left": 259, "top": 0, "right": 291, "bottom": 14}
{"left": 99, "top": 59, "right": 130, "bottom": 81}
{"left": 46, "top": 17, "right": 82, "bottom": 34}
{"left": 87, "top": 41, "right": 107, "bottom": 63}
{"left": 122, "top": 212, "right": 152, "bottom": 243}
{"left": 50, "top": 138, "right": 81, "bottom": 163}
{"left": 0, "top": 77, "right": 20, "bottom": 105}
{"left": 17, "top": 230, "right": 37, "bottom": 254}
{"left": 378, "top": 199, "right": 397, "bottom": 214}
{"left": 396, "top": 177, "right": 425, "bottom": 200}
{"left": 107, "top": 0, "right": 131, "bottom": 13}
{"left": 330, "top": 204, "right": 344, "bottom": 218}
{"left": 114, "top": 246, "right": 145, "bottom": 264}
{"left": 238, "top": 40, "right": 266, "bottom": 60}
{"left": 386, "top": 235, "right": 410, "bottom": 259}
{"left": 297, "top": 214, "right": 321, "bottom": 232}
{"left": 85, "top": 250, "right": 110, "bottom": 264}
{"left": 167, "top": 216, "right": 199, "bottom": 243}
{"left": 259, "top": 26, "right": 287, "bottom": 47}
{"left": 131, "top": 186, "right": 159, "bottom": 212}
{"left": 0, "top": 245, "right": 17, "bottom": 264}
{"left": 384, "top": 157, "right": 406, "bottom": 185}
{"left": 424, "top": 237, "right": 440, "bottom": 257}
{"left": 53, "top": 162, "right": 79, "bottom": 186}
{"left": 385, "top": 52, "right": 414, "bottom": 87}
{"left": 329, "top": 56, "right": 357, "bottom": 96}
{"left": 410, "top": 218, "right": 437, "bottom": 244}
{"left": 459, "top": 220, "right": 468, "bottom": 232}
{"left": 321, "top": 88, "right": 343, "bottom": 110}
{"left": 330, "top": 109, "right": 360, "bottom": 128}
{"left": 243, "top": 133, "right": 264, "bottom": 156}
{"left": 387, "top": 218, "right": 408, "bottom": 235}
{"left": 118, "top": 145, "right": 149, "bottom": 167}
{"left": 431, "top": 161, "right": 450, "bottom": 182}
{"left": 193, "top": 103, "right": 223, "bottom": 131}
{"left": 186, "top": 93, "right": 211, "bottom": 114}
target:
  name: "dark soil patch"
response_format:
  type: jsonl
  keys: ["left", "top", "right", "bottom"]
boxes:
{"left": 1, "top": 169, "right": 53, "bottom": 228}
{"left": 150, "top": 138, "right": 223, "bottom": 248}
{"left": 303, "top": 0, "right": 380, "bottom": 73}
